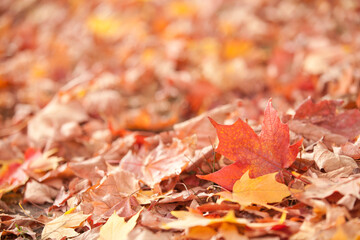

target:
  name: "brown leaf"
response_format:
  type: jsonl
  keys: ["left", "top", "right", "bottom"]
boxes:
{"left": 174, "top": 103, "right": 236, "bottom": 148}
{"left": 24, "top": 180, "right": 58, "bottom": 204}
{"left": 69, "top": 156, "right": 107, "bottom": 184}
{"left": 313, "top": 142, "right": 358, "bottom": 172}
{"left": 297, "top": 174, "right": 360, "bottom": 209}
{"left": 340, "top": 138, "right": 360, "bottom": 159}
{"left": 288, "top": 120, "right": 348, "bottom": 146}
{"left": 79, "top": 168, "right": 140, "bottom": 223}
{"left": 293, "top": 98, "right": 360, "bottom": 142}
{"left": 27, "top": 100, "right": 88, "bottom": 146}
{"left": 120, "top": 138, "right": 193, "bottom": 189}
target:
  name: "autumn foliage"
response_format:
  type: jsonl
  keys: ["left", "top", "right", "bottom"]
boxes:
{"left": 198, "top": 100, "right": 302, "bottom": 190}
{"left": 1, "top": 0, "right": 360, "bottom": 239}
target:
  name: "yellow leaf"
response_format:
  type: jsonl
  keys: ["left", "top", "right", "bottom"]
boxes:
{"left": 187, "top": 226, "right": 217, "bottom": 240}
{"left": 331, "top": 227, "right": 348, "bottom": 240}
{"left": 223, "top": 40, "right": 252, "bottom": 59}
{"left": 163, "top": 210, "right": 276, "bottom": 230}
{"left": 98, "top": 209, "right": 142, "bottom": 240}
{"left": 41, "top": 212, "right": 90, "bottom": 240}
{"left": 168, "top": 1, "right": 197, "bottom": 18}
{"left": 218, "top": 223, "right": 247, "bottom": 240}
{"left": 218, "top": 171, "right": 291, "bottom": 212}
{"left": 87, "top": 15, "right": 121, "bottom": 38}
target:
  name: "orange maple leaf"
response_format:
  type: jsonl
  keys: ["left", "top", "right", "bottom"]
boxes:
{"left": 198, "top": 100, "right": 302, "bottom": 190}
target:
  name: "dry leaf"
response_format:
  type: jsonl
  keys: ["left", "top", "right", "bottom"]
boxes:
{"left": 98, "top": 209, "right": 142, "bottom": 240}
{"left": 28, "top": 100, "right": 88, "bottom": 146}
{"left": 313, "top": 142, "right": 358, "bottom": 172}
{"left": 163, "top": 210, "right": 277, "bottom": 231}
{"left": 218, "top": 171, "right": 291, "bottom": 211}
{"left": 42, "top": 210, "right": 90, "bottom": 240}
{"left": 24, "top": 180, "right": 58, "bottom": 204}
{"left": 120, "top": 138, "right": 193, "bottom": 188}
{"left": 293, "top": 98, "right": 360, "bottom": 142}
{"left": 340, "top": 138, "right": 360, "bottom": 159}
{"left": 297, "top": 175, "right": 360, "bottom": 209}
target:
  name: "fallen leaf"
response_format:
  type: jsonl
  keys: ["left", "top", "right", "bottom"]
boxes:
{"left": 26, "top": 148, "right": 63, "bottom": 173}
{"left": 41, "top": 210, "right": 90, "bottom": 240}
{"left": 98, "top": 209, "right": 142, "bottom": 240}
{"left": 24, "top": 180, "right": 58, "bottom": 204}
{"left": 218, "top": 171, "right": 291, "bottom": 211}
{"left": 127, "top": 226, "right": 178, "bottom": 240}
{"left": 120, "top": 138, "right": 193, "bottom": 189}
{"left": 313, "top": 142, "right": 358, "bottom": 172}
{"left": 0, "top": 148, "right": 60, "bottom": 197}
{"left": 296, "top": 174, "right": 360, "bottom": 210}
{"left": 293, "top": 98, "right": 360, "bottom": 141}
{"left": 187, "top": 226, "right": 217, "bottom": 240}
{"left": 294, "top": 98, "right": 343, "bottom": 120}
{"left": 83, "top": 90, "right": 123, "bottom": 117}
{"left": 79, "top": 168, "right": 140, "bottom": 223}
{"left": 27, "top": 100, "right": 88, "bottom": 146}
{"left": 198, "top": 99, "right": 302, "bottom": 190}
{"left": 0, "top": 160, "right": 27, "bottom": 197}
{"left": 217, "top": 223, "right": 247, "bottom": 240}
{"left": 288, "top": 120, "right": 348, "bottom": 146}
{"left": 291, "top": 208, "right": 360, "bottom": 240}
{"left": 307, "top": 166, "right": 354, "bottom": 179}
{"left": 340, "top": 138, "right": 360, "bottom": 159}
{"left": 69, "top": 156, "right": 107, "bottom": 184}
{"left": 223, "top": 39, "right": 253, "bottom": 59}
{"left": 174, "top": 103, "right": 236, "bottom": 149}
{"left": 87, "top": 15, "right": 121, "bottom": 39}
{"left": 163, "top": 210, "right": 276, "bottom": 230}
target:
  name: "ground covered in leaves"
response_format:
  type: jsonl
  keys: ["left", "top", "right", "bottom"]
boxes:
{"left": 1, "top": 0, "right": 360, "bottom": 239}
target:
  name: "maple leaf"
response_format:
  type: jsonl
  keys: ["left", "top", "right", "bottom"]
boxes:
{"left": 98, "top": 209, "right": 142, "bottom": 240}
{"left": 79, "top": 168, "right": 140, "bottom": 223}
{"left": 218, "top": 171, "right": 291, "bottom": 212}
{"left": 41, "top": 210, "right": 90, "bottom": 240}
{"left": 163, "top": 210, "right": 277, "bottom": 230}
{"left": 120, "top": 138, "right": 193, "bottom": 189}
{"left": 198, "top": 100, "right": 302, "bottom": 190}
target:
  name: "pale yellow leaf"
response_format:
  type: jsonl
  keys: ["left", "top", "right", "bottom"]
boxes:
{"left": 218, "top": 223, "right": 247, "bottom": 240}
{"left": 87, "top": 16, "right": 121, "bottom": 38}
{"left": 98, "top": 208, "right": 142, "bottom": 240}
{"left": 163, "top": 210, "right": 276, "bottom": 230}
{"left": 41, "top": 211, "right": 90, "bottom": 240}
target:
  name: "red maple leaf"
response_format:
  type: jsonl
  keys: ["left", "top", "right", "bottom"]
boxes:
{"left": 198, "top": 100, "right": 302, "bottom": 190}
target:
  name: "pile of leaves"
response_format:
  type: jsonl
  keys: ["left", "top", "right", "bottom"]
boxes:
{"left": 1, "top": 0, "right": 360, "bottom": 239}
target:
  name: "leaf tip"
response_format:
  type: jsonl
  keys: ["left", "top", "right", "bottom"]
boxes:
{"left": 208, "top": 117, "right": 218, "bottom": 127}
{"left": 266, "top": 98, "right": 275, "bottom": 111}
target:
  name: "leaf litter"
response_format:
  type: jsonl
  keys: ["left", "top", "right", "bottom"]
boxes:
{"left": 1, "top": 0, "right": 360, "bottom": 239}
